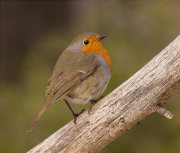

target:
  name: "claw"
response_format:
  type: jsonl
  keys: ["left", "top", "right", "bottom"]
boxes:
{"left": 73, "top": 109, "right": 86, "bottom": 124}
{"left": 88, "top": 96, "right": 105, "bottom": 114}
{"left": 74, "top": 116, "right": 78, "bottom": 124}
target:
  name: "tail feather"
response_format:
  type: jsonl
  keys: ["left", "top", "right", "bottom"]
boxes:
{"left": 27, "top": 95, "right": 52, "bottom": 132}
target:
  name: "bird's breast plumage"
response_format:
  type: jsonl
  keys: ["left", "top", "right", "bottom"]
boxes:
{"left": 64, "top": 54, "right": 111, "bottom": 104}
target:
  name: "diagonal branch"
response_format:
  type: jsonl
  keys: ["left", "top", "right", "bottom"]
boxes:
{"left": 27, "top": 35, "right": 180, "bottom": 153}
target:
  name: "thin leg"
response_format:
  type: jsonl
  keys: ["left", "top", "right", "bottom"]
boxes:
{"left": 64, "top": 99, "right": 85, "bottom": 124}
{"left": 64, "top": 99, "right": 76, "bottom": 117}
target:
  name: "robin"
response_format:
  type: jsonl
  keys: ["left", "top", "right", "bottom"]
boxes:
{"left": 27, "top": 32, "right": 112, "bottom": 132}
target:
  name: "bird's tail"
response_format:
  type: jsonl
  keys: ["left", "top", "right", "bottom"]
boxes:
{"left": 27, "top": 94, "right": 52, "bottom": 132}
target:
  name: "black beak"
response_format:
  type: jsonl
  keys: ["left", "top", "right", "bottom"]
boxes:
{"left": 97, "top": 35, "right": 106, "bottom": 41}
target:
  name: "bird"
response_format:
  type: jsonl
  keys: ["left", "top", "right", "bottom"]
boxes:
{"left": 27, "top": 32, "right": 112, "bottom": 132}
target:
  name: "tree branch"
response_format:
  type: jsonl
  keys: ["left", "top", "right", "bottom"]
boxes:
{"left": 27, "top": 35, "right": 180, "bottom": 153}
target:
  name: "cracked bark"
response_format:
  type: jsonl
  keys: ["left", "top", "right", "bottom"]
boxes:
{"left": 27, "top": 35, "right": 180, "bottom": 153}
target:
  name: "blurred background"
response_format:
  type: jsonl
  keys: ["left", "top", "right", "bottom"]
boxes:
{"left": 1, "top": 1, "right": 180, "bottom": 153}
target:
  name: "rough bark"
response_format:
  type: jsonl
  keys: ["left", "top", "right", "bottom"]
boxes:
{"left": 27, "top": 35, "right": 180, "bottom": 153}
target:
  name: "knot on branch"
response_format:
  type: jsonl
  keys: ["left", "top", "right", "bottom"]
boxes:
{"left": 155, "top": 104, "right": 174, "bottom": 119}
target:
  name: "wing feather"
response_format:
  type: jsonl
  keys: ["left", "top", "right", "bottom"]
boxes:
{"left": 27, "top": 51, "right": 99, "bottom": 132}
{"left": 46, "top": 52, "right": 99, "bottom": 104}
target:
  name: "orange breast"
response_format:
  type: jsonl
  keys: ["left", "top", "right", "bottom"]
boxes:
{"left": 81, "top": 35, "right": 112, "bottom": 72}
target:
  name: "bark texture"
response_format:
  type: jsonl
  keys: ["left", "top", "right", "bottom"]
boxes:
{"left": 27, "top": 35, "right": 180, "bottom": 153}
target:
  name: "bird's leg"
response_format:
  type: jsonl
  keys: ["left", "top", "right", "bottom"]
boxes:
{"left": 64, "top": 99, "right": 85, "bottom": 124}
{"left": 88, "top": 95, "right": 105, "bottom": 114}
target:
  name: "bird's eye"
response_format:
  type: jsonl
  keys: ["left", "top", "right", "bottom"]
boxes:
{"left": 84, "top": 40, "right": 89, "bottom": 45}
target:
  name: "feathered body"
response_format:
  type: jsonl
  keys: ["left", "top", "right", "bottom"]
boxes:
{"left": 27, "top": 32, "right": 112, "bottom": 132}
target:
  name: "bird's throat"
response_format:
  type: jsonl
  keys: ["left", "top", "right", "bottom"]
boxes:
{"left": 81, "top": 43, "right": 112, "bottom": 72}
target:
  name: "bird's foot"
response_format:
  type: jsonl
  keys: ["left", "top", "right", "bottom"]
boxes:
{"left": 73, "top": 109, "right": 86, "bottom": 124}
{"left": 88, "top": 96, "right": 105, "bottom": 114}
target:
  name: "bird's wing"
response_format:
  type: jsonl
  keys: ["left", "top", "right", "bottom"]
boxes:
{"left": 27, "top": 52, "right": 99, "bottom": 132}
{"left": 46, "top": 51, "right": 99, "bottom": 104}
